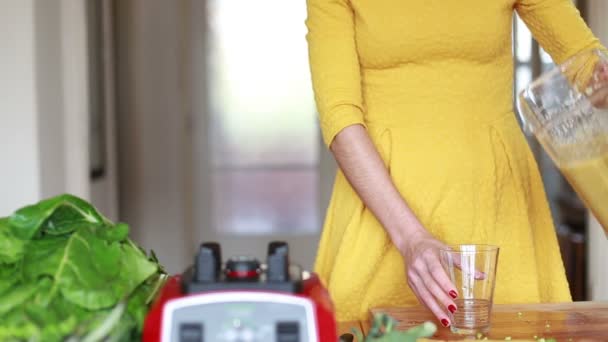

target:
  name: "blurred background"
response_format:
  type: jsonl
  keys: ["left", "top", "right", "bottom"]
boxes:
{"left": 0, "top": 0, "right": 606, "bottom": 302}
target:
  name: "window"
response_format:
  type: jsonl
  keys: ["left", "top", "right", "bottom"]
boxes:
{"left": 513, "top": 14, "right": 555, "bottom": 128}
{"left": 207, "top": 1, "right": 320, "bottom": 235}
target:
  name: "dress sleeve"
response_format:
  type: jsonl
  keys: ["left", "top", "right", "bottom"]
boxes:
{"left": 515, "top": 0, "right": 606, "bottom": 64}
{"left": 306, "top": 0, "right": 366, "bottom": 147}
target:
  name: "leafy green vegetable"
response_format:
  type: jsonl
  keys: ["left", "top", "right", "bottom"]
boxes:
{"left": 0, "top": 218, "right": 25, "bottom": 264}
{"left": 0, "top": 283, "right": 38, "bottom": 316}
{"left": 0, "top": 194, "right": 166, "bottom": 341}
{"left": 8, "top": 194, "right": 110, "bottom": 239}
{"left": 352, "top": 313, "right": 437, "bottom": 342}
{"left": 0, "top": 264, "right": 20, "bottom": 295}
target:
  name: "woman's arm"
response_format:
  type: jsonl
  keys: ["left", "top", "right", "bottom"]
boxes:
{"left": 515, "top": 0, "right": 606, "bottom": 64}
{"left": 330, "top": 125, "right": 424, "bottom": 251}
{"left": 516, "top": 0, "right": 608, "bottom": 108}
{"left": 306, "top": 0, "right": 458, "bottom": 326}
{"left": 331, "top": 125, "right": 459, "bottom": 326}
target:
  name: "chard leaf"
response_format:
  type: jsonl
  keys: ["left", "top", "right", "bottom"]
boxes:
{"left": 22, "top": 236, "right": 70, "bottom": 282}
{"left": 58, "top": 229, "right": 157, "bottom": 310}
{"left": 0, "top": 194, "right": 165, "bottom": 340}
{"left": 0, "top": 218, "right": 25, "bottom": 264}
{"left": 0, "top": 264, "right": 20, "bottom": 295}
{"left": 0, "top": 294, "right": 83, "bottom": 342}
{"left": 8, "top": 194, "right": 108, "bottom": 239}
{"left": 0, "top": 282, "right": 37, "bottom": 315}
{"left": 0, "top": 318, "right": 40, "bottom": 341}
{"left": 127, "top": 273, "right": 168, "bottom": 333}
{"left": 81, "top": 301, "right": 126, "bottom": 342}
{"left": 22, "top": 226, "right": 157, "bottom": 310}
{"left": 99, "top": 223, "right": 129, "bottom": 243}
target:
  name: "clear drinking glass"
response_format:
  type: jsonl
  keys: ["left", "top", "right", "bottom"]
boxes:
{"left": 440, "top": 245, "right": 499, "bottom": 335}
{"left": 518, "top": 48, "right": 608, "bottom": 237}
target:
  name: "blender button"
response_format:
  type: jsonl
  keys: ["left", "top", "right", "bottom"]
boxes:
{"left": 179, "top": 323, "right": 203, "bottom": 342}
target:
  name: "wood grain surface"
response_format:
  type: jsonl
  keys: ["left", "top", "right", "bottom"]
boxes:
{"left": 366, "top": 302, "right": 608, "bottom": 341}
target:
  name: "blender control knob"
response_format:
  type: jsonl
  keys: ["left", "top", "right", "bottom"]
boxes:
{"left": 267, "top": 241, "right": 289, "bottom": 282}
{"left": 195, "top": 242, "right": 221, "bottom": 282}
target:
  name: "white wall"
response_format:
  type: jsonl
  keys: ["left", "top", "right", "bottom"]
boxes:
{"left": 0, "top": 1, "right": 42, "bottom": 215}
{"left": 586, "top": 0, "right": 608, "bottom": 301}
{"left": 0, "top": 0, "right": 90, "bottom": 216}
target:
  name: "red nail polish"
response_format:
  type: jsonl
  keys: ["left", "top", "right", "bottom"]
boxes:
{"left": 441, "top": 319, "right": 450, "bottom": 327}
{"left": 448, "top": 304, "right": 457, "bottom": 313}
{"left": 449, "top": 290, "right": 458, "bottom": 299}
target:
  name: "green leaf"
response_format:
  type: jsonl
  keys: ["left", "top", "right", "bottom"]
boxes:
{"left": 8, "top": 194, "right": 107, "bottom": 239}
{"left": 0, "top": 194, "right": 165, "bottom": 340}
{"left": 82, "top": 301, "right": 126, "bottom": 342}
{"left": 8, "top": 196, "right": 64, "bottom": 239}
{"left": 403, "top": 321, "right": 437, "bottom": 338}
{"left": 0, "top": 264, "right": 20, "bottom": 296}
{"left": 362, "top": 313, "right": 437, "bottom": 341}
{"left": 0, "top": 317, "right": 40, "bottom": 341}
{"left": 22, "top": 236, "right": 70, "bottom": 282}
{"left": 99, "top": 223, "right": 130, "bottom": 243}
{"left": 127, "top": 273, "right": 167, "bottom": 334}
{"left": 40, "top": 315, "right": 78, "bottom": 342}
{"left": 0, "top": 291, "right": 84, "bottom": 342}
{"left": 0, "top": 282, "right": 37, "bottom": 315}
{"left": 91, "top": 238, "right": 122, "bottom": 279}
{"left": 0, "top": 218, "right": 26, "bottom": 264}
{"left": 21, "top": 226, "right": 158, "bottom": 310}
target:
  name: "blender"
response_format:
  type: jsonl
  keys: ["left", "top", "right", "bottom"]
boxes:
{"left": 519, "top": 48, "right": 608, "bottom": 237}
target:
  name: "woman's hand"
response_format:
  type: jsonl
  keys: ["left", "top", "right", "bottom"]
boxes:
{"left": 398, "top": 230, "right": 458, "bottom": 328}
{"left": 587, "top": 62, "right": 608, "bottom": 108}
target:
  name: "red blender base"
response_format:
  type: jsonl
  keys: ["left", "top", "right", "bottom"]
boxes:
{"left": 143, "top": 242, "right": 337, "bottom": 342}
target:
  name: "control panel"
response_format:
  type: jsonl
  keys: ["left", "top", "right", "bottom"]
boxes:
{"left": 162, "top": 292, "right": 315, "bottom": 342}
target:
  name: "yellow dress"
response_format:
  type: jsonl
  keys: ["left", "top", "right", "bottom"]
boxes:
{"left": 306, "top": 0, "right": 604, "bottom": 321}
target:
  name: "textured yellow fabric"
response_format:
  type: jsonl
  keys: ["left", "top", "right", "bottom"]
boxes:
{"left": 306, "top": 0, "right": 604, "bottom": 322}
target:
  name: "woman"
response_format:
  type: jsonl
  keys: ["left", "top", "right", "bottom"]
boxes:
{"left": 305, "top": 0, "right": 606, "bottom": 325}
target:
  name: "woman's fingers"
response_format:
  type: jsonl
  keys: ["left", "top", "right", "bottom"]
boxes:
{"left": 420, "top": 267, "right": 458, "bottom": 315}
{"left": 597, "top": 63, "right": 608, "bottom": 81}
{"left": 408, "top": 272, "right": 451, "bottom": 328}
{"left": 589, "top": 85, "right": 608, "bottom": 108}
{"left": 424, "top": 254, "right": 459, "bottom": 306}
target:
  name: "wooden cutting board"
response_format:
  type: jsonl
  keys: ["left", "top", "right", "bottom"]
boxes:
{"left": 368, "top": 302, "right": 608, "bottom": 341}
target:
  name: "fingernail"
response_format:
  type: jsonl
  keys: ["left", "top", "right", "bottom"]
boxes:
{"left": 441, "top": 318, "right": 450, "bottom": 327}
{"left": 449, "top": 290, "right": 458, "bottom": 299}
{"left": 448, "top": 304, "right": 457, "bottom": 313}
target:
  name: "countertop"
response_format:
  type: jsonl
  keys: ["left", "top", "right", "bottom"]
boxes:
{"left": 338, "top": 301, "right": 608, "bottom": 341}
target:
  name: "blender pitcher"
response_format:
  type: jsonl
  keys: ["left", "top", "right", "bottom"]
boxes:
{"left": 519, "top": 48, "right": 608, "bottom": 236}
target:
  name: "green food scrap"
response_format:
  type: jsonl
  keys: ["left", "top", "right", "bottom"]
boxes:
{"left": 352, "top": 313, "right": 437, "bottom": 341}
{"left": 0, "top": 194, "right": 166, "bottom": 342}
